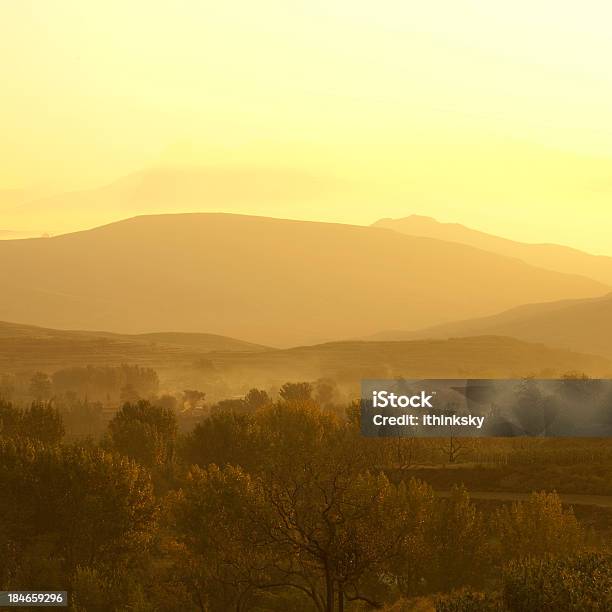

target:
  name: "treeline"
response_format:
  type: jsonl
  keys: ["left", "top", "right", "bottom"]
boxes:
{"left": 0, "top": 365, "right": 159, "bottom": 404}
{"left": 0, "top": 401, "right": 65, "bottom": 444}
{"left": 1, "top": 388, "right": 610, "bottom": 611}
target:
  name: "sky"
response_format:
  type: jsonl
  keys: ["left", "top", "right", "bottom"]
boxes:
{"left": 1, "top": 0, "right": 612, "bottom": 253}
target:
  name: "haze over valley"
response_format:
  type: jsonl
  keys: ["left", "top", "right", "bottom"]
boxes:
{"left": 2, "top": 209, "right": 612, "bottom": 397}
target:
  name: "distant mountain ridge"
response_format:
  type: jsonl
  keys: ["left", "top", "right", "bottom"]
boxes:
{"left": 0, "top": 213, "right": 608, "bottom": 347}
{"left": 0, "top": 320, "right": 269, "bottom": 352}
{"left": 373, "top": 215, "right": 612, "bottom": 286}
{"left": 367, "top": 292, "right": 612, "bottom": 359}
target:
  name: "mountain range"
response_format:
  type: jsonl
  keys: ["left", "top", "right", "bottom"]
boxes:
{"left": 373, "top": 215, "right": 612, "bottom": 286}
{"left": 0, "top": 213, "right": 607, "bottom": 347}
{"left": 367, "top": 292, "right": 612, "bottom": 359}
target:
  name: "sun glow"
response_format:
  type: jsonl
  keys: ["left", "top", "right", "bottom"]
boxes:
{"left": 2, "top": 1, "right": 612, "bottom": 253}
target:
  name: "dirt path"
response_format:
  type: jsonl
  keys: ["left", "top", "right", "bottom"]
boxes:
{"left": 435, "top": 490, "right": 612, "bottom": 508}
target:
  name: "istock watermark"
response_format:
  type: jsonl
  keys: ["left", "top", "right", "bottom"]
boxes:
{"left": 361, "top": 379, "right": 612, "bottom": 438}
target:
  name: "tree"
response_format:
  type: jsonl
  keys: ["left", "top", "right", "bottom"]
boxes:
{"left": 173, "top": 461, "right": 412, "bottom": 611}
{"left": 174, "top": 403, "right": 436, "bottom": 611}
{"left": 502, "top": 552, "right": 612, "bottom": 611}
{"left": 180, "top": 410, "right": 255, "bottom": 470}
{"left": 279, "top": 382, "right": 313, "bottom": 403}
{"left": 0, "top": 440, "right": 156, "bottom": 587}
{"left": 0, "top": 401, "right": 64, "bottom": 444}
{"left": 20, "top": 402, "right": 65, "bottom": 444}
{"left": 211, "top": 398, "right": 249, "bottom": 415}
{"left": 105, "top": 400, "right": 177, "bottom": 468}
{"left": 492, "top": 491, "right": 584, "bottom": 560}
{"left": 52, "top": 365, "right": 159, "bottom": 403}
{"left": 29, "top": 372, "right": 52, "bottom": 401}
{"left": 171, "top": 464, "right": 279, "bottom": 611}
{"left": 428, "top": 486, "right": 487, "bottom": 590}
{"left": 0, "top": 400, "right": 21, "bottom": 438}
{"left": 244, "top": 388, "right": 270, "bottom": 410}
{"left": 437, "top": 402, "right": 472, "bottom": 464}
{"left": 439, "top": 434, "right": 471, "bottom": 464}
{"left": 511, "top": 379, "right": 560, "bottom": 436}
{"left": 57, "top": 397, "right": 104, "bottom": 439}
{"left": 314, "top": 379, "right": 338, "bottom": 408}
{"left": 183, "top": 389, "right": 206, "bottom": 409}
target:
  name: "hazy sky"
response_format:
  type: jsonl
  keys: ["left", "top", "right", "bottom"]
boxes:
{"left": 2, "top": 1, "right": 612, "bottom": 253}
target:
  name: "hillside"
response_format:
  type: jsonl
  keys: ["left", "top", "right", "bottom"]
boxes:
{"left": 368, "top": 293, "right": 612, "bottom": 359}
{"left": 0, "top": 213, "right": 608, "bottom": 347}
{"left": 0, "top": 320, "right": 267, "bottom": 352}
{"left": 0, "top": 320, "right": 269, "bottom": 373}
{"left": 1, "top": 325, "right": 609, "bottom": 387}
{"left": 120, "top": 331, "right": 268, "bottom": 352}
{"left": 373, "top": 215, "right": 612, "bottom": 286}
{"left": 209, "top": 336, "right": 612, "bottom": 384}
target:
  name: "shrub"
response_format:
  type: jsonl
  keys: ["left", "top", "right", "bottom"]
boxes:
{"left": 435, "top": 589, "right": 503, "bottom": 611}
{"left": 502, "top": 553, "right": 612, "bottom": 611}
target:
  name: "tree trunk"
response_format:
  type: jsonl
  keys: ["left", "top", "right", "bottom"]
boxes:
{"left": 324, "top": 563, "right": 334, "bottom": 612}
{"left": 338, "top": 585, "right": 344, "bottom": 612}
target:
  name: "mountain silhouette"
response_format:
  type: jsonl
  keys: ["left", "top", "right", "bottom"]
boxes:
{"left": 374, "top": 215, "right": 612, "bottom": 285}
{"left": 0, "top": 213, "right": 608, "bottom": 347}
{"left": 368, "top": 293, "right": 612, "bottom": 359}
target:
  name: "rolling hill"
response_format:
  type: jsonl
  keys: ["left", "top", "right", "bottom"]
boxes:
{"left": 0, "top": 320, "right": 269, "bottom": 376}
{"left": 0, "top": 213, "right": 608, "bottom": 346}
{"left": 211, "top": 336, "right": 612, "bottom": 382}
{"left": 367, "top": 293, "right": 612, "bottom": 359}
{"left": 1, "top": 325, "right": 609, "bottom": 386}
{"left": 373, "top": 215, "right": 612, "bottom": 286}
{"left": 0, "top": 320, "right": 267, "bottom": 350}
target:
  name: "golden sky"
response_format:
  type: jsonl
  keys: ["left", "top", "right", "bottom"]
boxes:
{"left": 2, "top": 1, "right": 612, "bottom": 254}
